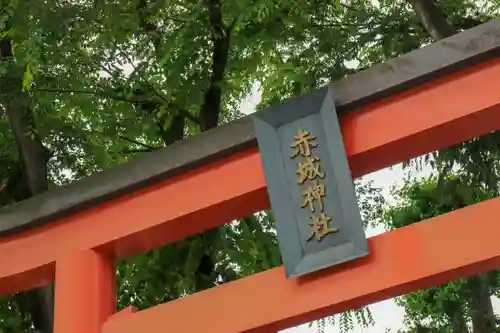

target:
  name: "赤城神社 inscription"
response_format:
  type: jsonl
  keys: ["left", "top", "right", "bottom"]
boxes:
{"left": 252, "top": 87, "right": 369, "bottom": 278}
{"left": 290, "top": 130, "right": 339, "bottom": 242}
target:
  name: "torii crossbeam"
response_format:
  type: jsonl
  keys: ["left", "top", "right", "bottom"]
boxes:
{"left": 1, "top": 18, "right": 500, "bottom": 333}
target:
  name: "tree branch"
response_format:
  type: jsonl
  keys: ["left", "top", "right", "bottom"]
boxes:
{"left": 34, "top": 86, "right": 163, "bottom": 104}
{"left": 118, "top": 135, "right": 159, "bottom": 150}
{"left": 35, "top": 86, "right": 116, "bottom": 97}
{"left": 112, "top": 41, "right": 171, "bottom": 105}
{"left": 122, "top": 147, "right": 157, "bottom": 154}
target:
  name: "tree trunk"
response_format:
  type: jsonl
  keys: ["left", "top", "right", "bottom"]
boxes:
{"left": 440, "top": 297, "right": 468, "bottom": 333}
{"left": 467, "top": 275, "right": 497, "bottom": 333}
{"left": 192, "top": 0, "right": 232, "bottom": 289}
{"left": 408, "top": 0, "right": 457, "bottom": 40}
{"left": 449, "top": 309, "right": 469, "bottom": 333}
{"left": 199, "top": 0, "right": 231, "bottom": 132}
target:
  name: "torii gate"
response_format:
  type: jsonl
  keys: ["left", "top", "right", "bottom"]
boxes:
{"left": 1, "top": 18, "right": 500, "bottom": 333}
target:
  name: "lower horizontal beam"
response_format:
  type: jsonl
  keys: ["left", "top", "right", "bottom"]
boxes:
{"left": 102, "top": 196, "right": 500, "bottom": 333}
{"left": 1, "top": 58, "right": 500, "bottom": 294}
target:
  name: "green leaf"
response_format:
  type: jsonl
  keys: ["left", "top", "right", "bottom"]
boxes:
{"left": 22, "top": 63, "right": 33, "bottom": 91}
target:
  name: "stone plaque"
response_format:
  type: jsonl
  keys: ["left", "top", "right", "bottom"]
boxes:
{"left": 252, "top": 86, "right": 369, "bottom": 278}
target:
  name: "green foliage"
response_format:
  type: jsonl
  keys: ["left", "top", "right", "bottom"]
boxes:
{"left": 310, "top": 307, "right": 375, "bottom": 333}
{"left": 386, "top": 174, "right": 494, "bottom": 230}
{"left": 0, "top": 0, "right": 498, "bottom": 332}
{"left": 116, "top": 213, "right": 282, "bottom": 309}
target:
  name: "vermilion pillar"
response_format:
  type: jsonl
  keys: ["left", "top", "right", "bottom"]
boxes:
{"left": 53, "top": 249, "right": 116, "bottom": 333}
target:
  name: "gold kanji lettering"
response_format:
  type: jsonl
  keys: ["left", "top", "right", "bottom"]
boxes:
{"left": 301, "top": 181, "right": 326, "bottom": 212}
{"left": 290, "top": 130, "right": 317, "bottom": 158}
{"left": 307, "top": 213, "right": 339, "bottom": 242}
{"left": 296, "top": 156, "right": 325, "bottom": 184}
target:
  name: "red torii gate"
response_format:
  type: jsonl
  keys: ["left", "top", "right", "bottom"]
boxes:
{"left": 1, "top": 18, "right": 500, "bottom": 333}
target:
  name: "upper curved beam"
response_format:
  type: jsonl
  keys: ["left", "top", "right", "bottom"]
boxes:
{"left": 1, "top": 18, "right": 500, "bottom": 236}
